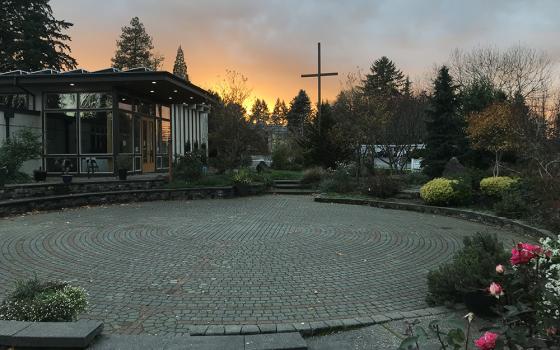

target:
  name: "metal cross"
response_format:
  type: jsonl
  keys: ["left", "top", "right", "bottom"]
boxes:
{"left": 301, "top": 42, "right": 338, "bottom": 132}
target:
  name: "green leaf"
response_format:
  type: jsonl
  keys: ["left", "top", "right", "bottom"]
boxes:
{"left": 446, "top": 328, "right": 465, "bottom": 346}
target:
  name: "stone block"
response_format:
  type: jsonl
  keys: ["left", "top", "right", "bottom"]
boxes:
{"left": 9, "top": 320, "right": 103, "bottom": 348}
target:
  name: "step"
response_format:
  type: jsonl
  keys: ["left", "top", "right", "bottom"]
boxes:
{"left": 89, "top": 332, "right": 307, "bottom": 350}
{"left": 1, "top": 319, "right": 103, "bottom": 348}
{"left": 273, "top": 180, "right": 301, "bottom": 185}
{"left": 273, "top": 184, "right": 304, "bottom": 189}
{"left": 267, "top": 189, "right": 315, "bottom": 195}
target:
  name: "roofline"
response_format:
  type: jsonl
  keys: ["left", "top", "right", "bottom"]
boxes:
{"left": 0, "top": 71, "right": 217, "bottom": 103}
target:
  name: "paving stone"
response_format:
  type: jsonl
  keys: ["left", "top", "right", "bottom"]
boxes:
{"left": 276, "top": 324, "right": 297, "bottom": 333}
{"left": 204, "top": 325, "right": 225, "bottom": 336}
{"left": 241, "top": 325, "right": 260, "bottom": 335}
{"left": 354, "top": 317, "right": 374, "bottom": 325}
{"left": 371, "top": 314, "right": 391, "bottom": 323}
{"left": 384, "top": 312, "right": 406, "bottom": 321}
{"left": 0, "top": 196, "right": 527, "bottom": 335}
{"left": 188, "top": 325, "right": 209, "bottom": 336}
{"left": 224, "top": 325, "right": 243, "bottom": 335}
{"left": 257, "top": 324, "right": 277, "bottom": 334}
{"left": 245, "top": 332, "right": 307, "bottom": 350}
{"left": 9, "top": 320, "right": 103, "bottom": 348}
{"left": 308, "top": 321, "right": 329, "bottom": 334}
{"left": 341, "top": 319, "right": 361, "bottom": 328}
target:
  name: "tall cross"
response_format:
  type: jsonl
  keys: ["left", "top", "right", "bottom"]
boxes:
{"left": 301, "top": 42, "right": 338, "bottom": 133}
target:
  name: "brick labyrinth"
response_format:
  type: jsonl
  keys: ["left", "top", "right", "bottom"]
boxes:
{"left": 0, "top": 196, "right": 526, "bottom": 335}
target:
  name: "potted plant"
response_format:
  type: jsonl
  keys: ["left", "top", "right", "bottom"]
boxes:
{"left": 116, "top": 155, "right": 132, "bottom": 181}
{"left": 33, "top": 166, "right": 47, "bottom": 182}
{"left": 61, "top": 160, "right": 73, "bottom": 184}
{"left": 233, "top": 168, "right": 252, "bottom": 196}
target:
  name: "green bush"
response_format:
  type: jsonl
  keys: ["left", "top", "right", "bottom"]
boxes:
{"left": 420, "top": 178, "right": 471, "bottom": 206}
{"left": 426, "top": 233, "right": 508, "bottom": 306}
{"left": 301, "top": 167, "right": 324, "bottom": 186}
{"left": 232, "top": 168, "right": 252, "bottom": 185}
{"left": 319, "top": 165, "right": 356, "bottom": 193}
{"left": 0, "top": 278, "right": 88, "bottom": 322}
{"left": 493, "top": 189, "right": 528, "bottom": 219}
{"left": 361, "top": 175, "right": 401, "bottom": 198}
{"left": 271, "top": 142, "right": 303, "bottom": 170}
{"left": 173, "top": 151, "right": 204, "bottom": 181}
{"left": 480, "top": 176, "right": 518, "bottom": 198}
{"left": 0, "top": 128, "right": 42, "bottom": 182}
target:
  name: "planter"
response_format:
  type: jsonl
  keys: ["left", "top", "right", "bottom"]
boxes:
{"left": 463, "top": 290, "right": 497, "bottom": 316}
{"left": 61, "top": 174, "right": 73, "bottom": 185}
{"left": 118, "top": 169, "right": 128, "bottom": 181}
{"left": 234, "top": 183, "right": 251, "bottom": 196}
{"left": 33, "top": 170, "right": 47, "bottom": 182}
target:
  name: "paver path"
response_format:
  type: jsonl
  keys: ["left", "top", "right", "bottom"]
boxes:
{"left": 0, "top": 196, "right": 528, "bottom": 335}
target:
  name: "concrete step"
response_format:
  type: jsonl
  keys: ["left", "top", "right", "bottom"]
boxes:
{"left": 273, "top": 180, "right": 302, "bottom": 185}
{"left": 267, "top": 189, "right": 315, "bottom": 195}
{"left": 1, "top": 319, "right": 103, "bottom": 349}
{"left": 273, "top": 184, "right": 304, "bottom": 189}
{"left": 89, "top": 332, "right": 307, "bottom": 350}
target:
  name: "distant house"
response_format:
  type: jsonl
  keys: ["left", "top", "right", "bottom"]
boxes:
{"left": 362, "top": 144, "right": 424, "bottom": 172}
{"left": 0, "top": 68, "right": 213, "bottom": 176}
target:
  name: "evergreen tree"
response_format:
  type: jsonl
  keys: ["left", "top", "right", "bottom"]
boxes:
{"left": 271, "top": 98, "right": 289, "bottom": 125}
{"left": 172, "top": 45, "right": 189, "bottom": 81}
{"left": 111, "top": 17, "right": 163, "bottom": 71}
{"left": 422, "top": 66, "right": 467, "bottom": 177}
{"left": 249, "top": 99, "right": 270, "bottom": 126}
{"left": 286, "top": 90, "right": 311, "bottom": 136}
{"left": 0, "top": 0, "right": 77, "bottom": 72}
{"left": 362, "top": 56, "right": 406, "bottom": 97}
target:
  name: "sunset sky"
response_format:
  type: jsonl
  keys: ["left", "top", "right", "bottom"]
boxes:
{"left": 51, "top": 0, "right": 560, "bottom": 110}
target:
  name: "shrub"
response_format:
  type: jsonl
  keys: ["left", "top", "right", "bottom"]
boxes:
{"left": 300, "top": 167, "right": 324, "bottom": 186}
{"left": 271, "top": 142, "right": 303, "bottom": 170}
{"left": 480, "top": 176, "right": 518, "bottom": 198}
{"left": 0, "top": 278, "right": 88, "bottom": 322}
{"left": 361, "top": 175, "right": 401, "bottom": 198}
{"left": 319, "top": 164, "right": 356, "bottom": 193}
{"left": 232, "top": 168, "right": 252, "bottom": 185}
{"left": 402, "top": 171, "right": 429, "bottom": 186}
{"left": 426, "top": 233, "right": 508, "bottom": 306}
{"left": 0, "top": 128, "right": 42, "bottom": 181}
{"left": 173, "top": 152, "right": 204, "bottom": 181}
{"left": 420, "top": 177, "right": 471, "bottom": 206}
{"left": 493, "top": 189, "right": 528, "bottom": 219}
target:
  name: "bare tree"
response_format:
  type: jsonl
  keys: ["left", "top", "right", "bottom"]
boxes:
{"left": 215, "top": 69, "right": 253, "bottom": 107}
{"left": 450, "top": 45, "right": 553, "bottom": 104}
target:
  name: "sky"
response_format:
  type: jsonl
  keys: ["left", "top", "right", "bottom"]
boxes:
{"left": 51, "top": 0, "right": 560, "bottom": 110}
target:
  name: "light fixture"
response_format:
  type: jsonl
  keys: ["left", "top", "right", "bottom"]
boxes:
{"left": 189, "top": 96, "right": 194, "bottom": 100}
{"left": 121, "top": 98, "right": 126, "bottom": 101}
{"left": 151, "top": 81, "right": 157, "bottom": 84}
{"left": 168, "top": 97, "right": 172, "bottom": 100}
{"left": 150, "top": 90, "right": 155, "bottom": 93}
{"left": 69, "top": 83, "right": 75, "bottom": 86}
{"left": 173, "top": 89, "right": 178, "bottom": 93}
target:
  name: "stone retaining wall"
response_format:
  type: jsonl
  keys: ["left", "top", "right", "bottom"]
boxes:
{"left": 315, "top": 195, "right": 554, "bottom": 239}
{"left": 0, "top": 179, "right": 167, "bottom": 200}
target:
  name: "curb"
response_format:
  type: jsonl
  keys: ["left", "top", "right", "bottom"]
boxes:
{"left": 314, "top": 195, "right": 554, "bottom": 239}
{"left": 185, "top": 307, "right": 452, "bottom": 337}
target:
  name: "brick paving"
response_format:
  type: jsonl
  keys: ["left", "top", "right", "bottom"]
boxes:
{"left": 0, "top": 196, "right": 528, "bottom": 335}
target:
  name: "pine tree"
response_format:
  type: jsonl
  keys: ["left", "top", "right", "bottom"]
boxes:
{"left": 111, "top": 17, "right": 163, "bottom": 71}
{"left": 0, "top": 0, "right": 77, "bottom": 72}
{"left": 249, "top": 99, "right": 270, "bottom": 126}
{"left": 422, "top": 66, "right": 467, "bottom": 177}
{"left": 172, "top": 45, "right": 189, "bottom": 81}
{"left": 362, "top": 56, "right": 405, "bottom": 97}
{"left": 271, "top": 98, "right": 288, "bottom": 125}
{"left": 286, "top": 90, "right": 311, "bottom": 136}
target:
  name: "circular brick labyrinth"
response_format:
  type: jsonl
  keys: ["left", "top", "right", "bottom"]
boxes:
{"left": 0, "top": 196, "right": 527, "bottom": 335}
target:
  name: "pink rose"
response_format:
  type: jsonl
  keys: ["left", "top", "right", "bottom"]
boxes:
{"left": 487, "top": 282, "right": 504, "bottom": 298}
{"left": 510, "top": 243, "right": 542, "bottom": 265}
{"left": 475, "top": 331, "right": 499, "bottom": 350}
{"left": 495, "top": 264, "right": 504, "bottom": 274}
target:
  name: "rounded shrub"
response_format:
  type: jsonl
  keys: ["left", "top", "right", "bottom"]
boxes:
{"left": 480, "top": 176, "right": 518, "bottom": 198}
{"left": 301, "top": 167, "right": 324, "bottom": 186}
{"left": 420, "top": 177, "right": 471, "bottom": 206}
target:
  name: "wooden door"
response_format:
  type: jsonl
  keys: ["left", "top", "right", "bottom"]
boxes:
{"left": 141, "top": 118, "right": 155, "bottom": 172}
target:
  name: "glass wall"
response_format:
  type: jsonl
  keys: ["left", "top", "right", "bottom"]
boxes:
{"left": 44, "top": 92, "right": 113, "bottom": 173}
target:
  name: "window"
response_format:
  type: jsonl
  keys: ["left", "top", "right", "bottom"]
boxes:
{"left": 45, "top": 112, "right": 77, "bottom": 154}
{"left": 161, "top": 105, "right": 171, "bottom": 119}
{"left": 45, "top": 93, "right": 77, "bottom": 109}
{"left": 80, "top": 111, "right": 113, "bottom": 154}
{"left": 118, "top": 111, "right": 133, "bottom": 153}
{"left": 161, "top": 119, "right": 170, "bottom": 154}
{"left": 80, "top": 92, "right": 112, "bottom": 109}
{"left": 0, "top": 94, "right": 28, "bottom": 109}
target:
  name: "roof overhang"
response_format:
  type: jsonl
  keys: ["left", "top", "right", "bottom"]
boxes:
{"left": 0, "top": 70, "right": 215, "bottom": 105}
